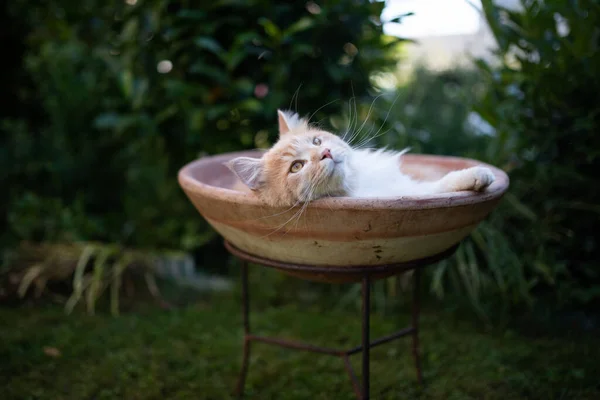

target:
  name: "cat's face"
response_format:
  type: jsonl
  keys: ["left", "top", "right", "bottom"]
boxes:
{"left": 226, "top": 110, "right": 354, "bottom": 206}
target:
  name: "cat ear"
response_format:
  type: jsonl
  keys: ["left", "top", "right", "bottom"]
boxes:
{"left": 277, "top": 109, "right": 306, "bottom": 136}
{"left": 225, "top": 157, "right": 264, "bottom": 190}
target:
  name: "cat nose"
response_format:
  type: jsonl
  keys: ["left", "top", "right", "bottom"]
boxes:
{"left": 321, "top": 148, "right": 332, "bottom": 160}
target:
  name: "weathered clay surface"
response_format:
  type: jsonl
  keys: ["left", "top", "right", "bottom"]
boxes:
{"left": 178, "top": 150, "right": 509, "bottom": 267}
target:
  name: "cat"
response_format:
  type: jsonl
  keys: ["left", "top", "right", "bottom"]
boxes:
{"left": 225, "top": 109, "right": 495, "bottom": 207}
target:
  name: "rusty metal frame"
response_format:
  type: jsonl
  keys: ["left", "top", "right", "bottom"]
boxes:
{"left": 225, "top": 241, "right": 457, "bottom": 400}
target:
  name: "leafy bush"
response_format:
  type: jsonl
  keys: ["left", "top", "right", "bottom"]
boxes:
{"left": 473, "top": 0, "right": 600, "bottom": 307}
{"left": 352, "top": 1, "right": 600, "bottom": 318}
{"left": 1, "top": 1, "right": 399, "bottom": 264}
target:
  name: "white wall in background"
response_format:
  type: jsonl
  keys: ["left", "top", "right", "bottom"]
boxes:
{"left": 382, "top": 0, "right": 522, "bottom": 70}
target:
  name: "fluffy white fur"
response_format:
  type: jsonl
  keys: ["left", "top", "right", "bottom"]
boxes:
{"left": 346, "top": 147, "right": 495, "bottom": 197}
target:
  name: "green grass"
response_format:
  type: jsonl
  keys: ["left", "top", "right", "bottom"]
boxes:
{"left": 1, "top": 269, "right": 599, "bottom": 400}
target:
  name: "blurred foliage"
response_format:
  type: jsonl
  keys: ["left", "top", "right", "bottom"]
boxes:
{"left": 474, "top": 0, "right": 600, "bottom": 308}
{"left": 342, "top": 66, "right": 492, "bottom": 156}
{"left": 348, "top": 5, "right": 600, "bottom": 316}
{"left": 360, "top": 0, "right": 600, "bottom": 318}
{"left": 0, "top": 1, "right": 400, "bottom": 267}
{"left": 358, "top": 0, "right": 600, "bottom": 318}
{"left": 1, "top": 241, "right": 177, "bottom": 315}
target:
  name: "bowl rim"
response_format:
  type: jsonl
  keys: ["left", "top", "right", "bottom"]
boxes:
{"left": 178, "top": 149, "right": 510, "bottom": 211}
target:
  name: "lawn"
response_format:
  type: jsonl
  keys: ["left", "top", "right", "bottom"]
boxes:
{"left": 1, "top": 267, "right": 599, "bottom": 400}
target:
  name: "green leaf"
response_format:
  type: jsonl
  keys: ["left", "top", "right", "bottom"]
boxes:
{"left": 431, "top": 260, "right": 448, "bottom": 298}
{"left": 177, "top": 9, "right": 206, "bottom": 19}
{"left": 93, "top": 113, "right": 120, "bottom": 129}
{"left": 290, "top": 44, "right": 314, "bottom": 56}
{"left": 533, "top": 261, "right": 556, "bottom": 285}
{"left": 194, "top": 37, "right": 223, "bottom": 54}
{"left": 154, "top": 105, "right": 178, "bottom": 124}
{"left": 189, "top": 63, "right": 229, "bottom": 83}
{"left": 67, "top": 245, "right": 96, "bottom": 314}
{"left": 479, "top": 0, "right": 510, "bottom": 51}
{"left": 17, "top": 264, "right": 45, "bottom": 298}
{"left": 233, "top": 78, "right": 253, "bottom": 94}
{"left": 65, "top": 274, "right": 93, "bottom": 314}
{"left": 86, "top": 247, "right": 115, "bottom": 315}
{"left": 284, "top": 17, "right": 314, "bottom": 37}
{"left": 72, "top": 245, "right": 95, "bottom": 296}
{"left": 206, "top": 105, "right": 229, "bottom": 120}
{"left": 504, "top": 192, "right": 537, "bottom": 221}
{"left": 120, "top": 19, "right": 139, "bottom": 42}
{"left": 385, "top": 12, "right": 414, "bottom": 24}
{"left": 258, "top": 18, "right": 282, "bottom": 40}
{"left": 132, "top": 79, "right": 149, "bottom": 110}
{"left": 119, "top": 70, "right": 134, "bottom": 99}
{"left": 232, "top": 31, "right": 262, "bottom": 48}
{"left": 237, "top": 99, "right": 262, "bottom": 112}
{"left": 225, "top": 51, "right": 247, "bottom": 71}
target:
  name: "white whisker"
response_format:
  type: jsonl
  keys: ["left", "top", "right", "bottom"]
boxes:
{"left": 354, "top": 92, "right": 401, "bottom": 148}
{"left": 342, "top": 83, "right": 359, "bottom": 141}
{"left": 255, "top": 199, "right": 302, "bottom": 221}
{"left": 261, "top": 201, "right": 307, "bottom": 238}
{"left": 262, "top": 178, "right": 319, "bottom": 238}
{"left": 351, "top": 87, "right": 359, "bottom": 138}
{"left": 289, "top": 83, "right": 303, "bottom": 112}
{"left": 348, "top": 93, "right": 384, "bottom": 145}
{"left": 341, "top": 96, "right": 354, "bottom": 142}
{"left": 289, "top": 195, "right": 312, "bottom": 235}
{"left": 307, "top": 99, "right": 340, "bottom": 125}
{"left": 354, "top": 128, "right": 393, "bottom": 149}
{"left": 283, "top": 182, "right": 318, "bottom": 237}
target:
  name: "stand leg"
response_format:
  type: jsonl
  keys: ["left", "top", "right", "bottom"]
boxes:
{"left": 235, "top": 261, "right": 251, "bottom": 397}
{"left": 361, "top": 274, "right": 371, "bottom": 400}
{"left": 411, "top": 268, "right": 423, "bottom": 385}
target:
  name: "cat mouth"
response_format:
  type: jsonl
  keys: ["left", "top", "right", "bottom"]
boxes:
{"left": 321, "top": 158, "right": 342, "bottom": 173}
{"left": 321, "top": 155, "right": 343, "bottom": 164}
{"left": 324, "top": 160, "right": 342, "bottom": 179}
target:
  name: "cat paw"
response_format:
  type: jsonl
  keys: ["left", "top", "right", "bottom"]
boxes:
{"left": 471, "top": 167, "right": 495, "bottom": 191}
{"left": 436, "top": 166, "right": 496, "bottom": 193}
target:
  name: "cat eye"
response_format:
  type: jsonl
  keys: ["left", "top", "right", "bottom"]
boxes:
{"left": 290, "top": 161, "right": 304, "bottom": 173}
{"left": 312, "top": 137, "right": 321, "bottom": 145}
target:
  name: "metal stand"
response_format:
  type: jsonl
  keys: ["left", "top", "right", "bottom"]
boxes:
{"left": 225, "top": 241, "right": 457, "bottom": 400}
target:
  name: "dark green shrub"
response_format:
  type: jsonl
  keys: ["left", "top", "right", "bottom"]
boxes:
{"left": 475, "top": 0, "right": 600, "bottom": 307}
{"left": 358, "top": 1, "right": 600, "bottom": 318}
{"left": 356, "top": 0, "right": 600, "bottom": 317}
{"left": 1, "top": 1, "right": 399, "bottom": 262}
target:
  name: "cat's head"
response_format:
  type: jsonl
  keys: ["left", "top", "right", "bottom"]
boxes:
{"left": 226, "top": 110, "right": 354, "bottom": 207}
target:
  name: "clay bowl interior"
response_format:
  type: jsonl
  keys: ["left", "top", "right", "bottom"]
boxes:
{"left": 178, "top": 150, "right": 509, "bottom": 283}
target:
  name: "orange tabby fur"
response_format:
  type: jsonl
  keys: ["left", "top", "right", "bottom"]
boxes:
{"left": 226, "top": 113, "right": 352, "bottom": 206}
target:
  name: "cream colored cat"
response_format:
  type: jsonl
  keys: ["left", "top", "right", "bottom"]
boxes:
{"left": 226, "top": 110, "right": 495, "bottom": 207}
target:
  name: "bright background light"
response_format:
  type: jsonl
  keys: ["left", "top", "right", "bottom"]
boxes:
{"left": 382, "top": 0, "right": 483, "bottom": 38}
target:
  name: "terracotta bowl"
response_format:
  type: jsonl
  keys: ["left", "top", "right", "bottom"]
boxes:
{"left": 178, "top": 150, "right": 509, "bottom": 278}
